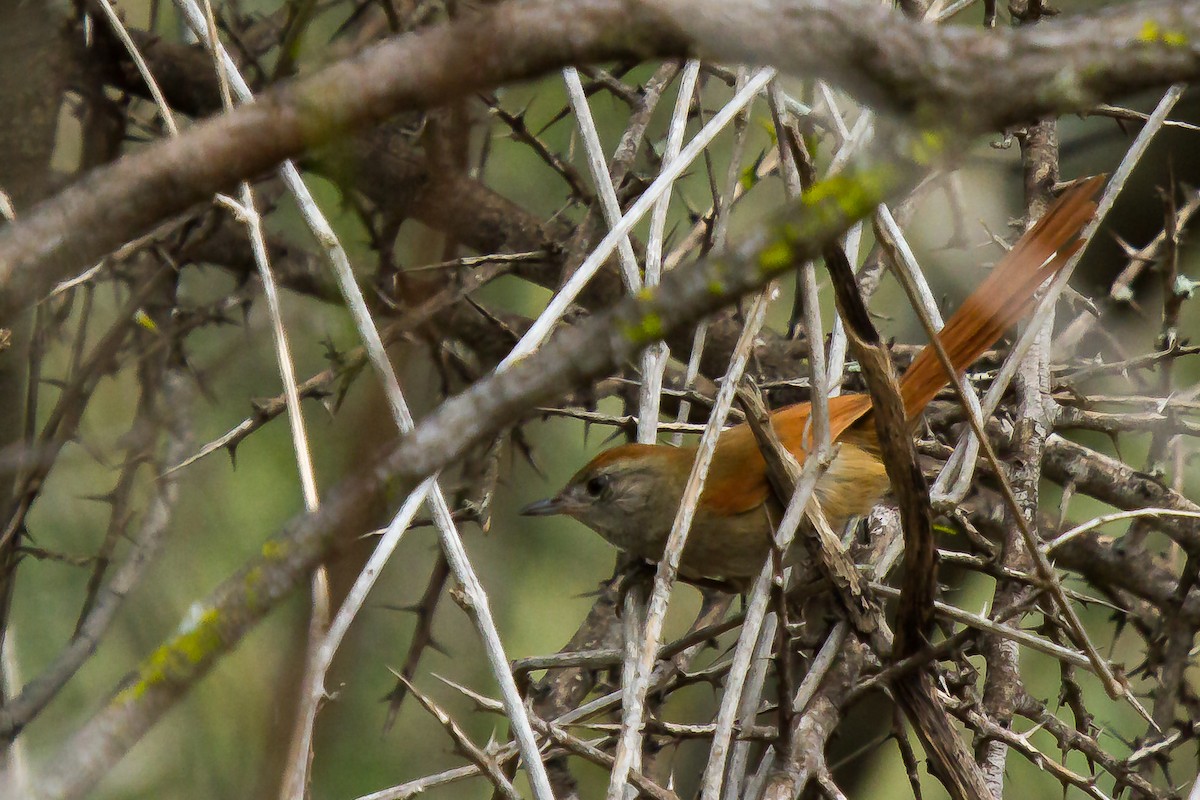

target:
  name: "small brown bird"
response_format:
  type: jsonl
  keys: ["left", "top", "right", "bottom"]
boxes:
{"left": 522, "top": 177, "right": 1102, "bottom": 579}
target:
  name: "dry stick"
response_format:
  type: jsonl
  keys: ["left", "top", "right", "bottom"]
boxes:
{"left": 394, "top": 675, "right": 522, "bottom": 800}
{"left": 935, "top": 84, "right": 1186, "bottom": 502}
{"left": 699, "top": 427, "right": 835, "bottom": 800}
{"left": 0, "top": 9, "right": 191, "bottom": 758}
{"left": 434, "top": 676, "right": 681, "bottom": 800}
{"left": 501, "top": 67, "right": 777, "bottom": 368}
{"left": 626, "top": 61, "right": 699, "bottom": 796}
{"left": 617, "top": 576, "right": 649, "bottom": 800}
{"left": 984, "top": 110, "right": 1056, "bottom": 797}
{"left": 168, "top": 260, "right": 510, "bottom": 475}
{"left": 356, "top": 766, "right": 481, "bottom": 800}
{"left": 645, "top": 60, "right": 700, "bottom": 446}
{"left": 92, "top": 0, "right": 181, "bottom": 138}
{"left": 192, "top": 4, "right": 334, "bottom": 796}
{"left": 770, "top": 81, "right": 831, "bottom": 456}
{"left": 671, "top": 65, "right": 756, "bottom": 448}
{"left": 813, "top": 86, "right": 869, "bottom": 394}
{"left": 235, "top": 182, "right": 331, "bottom": 800}
{"left": 866, "top": 585, "right": 1093, "bottom": 670}
{"left": 360, "top": 572, "right": 840, "bottom": 799}
{"left": 606, "top": 292, "right": 772, "bottom": 800}
{"left": 563, "top": 67, "right": 642, "bottom": 293}
{"left": 700, "top": 73, "right": 787, "bottom": 796}
{"left": 567, "top": 62, "right": 690, "bottom": 796}
{"left": 712, "top": 82, "right": 872, "bottom": 800}
{"left": 564, "top": 66, "right": 655, "bottom": 798}
{"left": 225, "top": 185, "right": 320, "bottom": 514}
{"left": 1044, "top": 508, "right": 1200, "bottom": 553}
{"left": 748, "top": 510, "right": 907, "bottom": 796}
{"left": 169, "top": 3, "right": 554, "bottom": 797}
{"left": 718, "top": 605, "right": 779, "bottom": 800}
{"left": 822, "top": 232, "right": 994, "bottom": 800}
{"left": 881, "top": 194, "right": 1146, "bottom": 721}
{"left": 1054, "top": 153, "right": 1200, "bottom": 360}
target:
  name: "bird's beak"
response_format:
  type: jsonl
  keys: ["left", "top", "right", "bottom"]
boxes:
{"left": 520, "top": 496, "right": 566, "bottom": 517}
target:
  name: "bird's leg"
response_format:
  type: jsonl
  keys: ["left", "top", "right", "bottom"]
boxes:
{"left": 611, "top": 552, "right": 744, "bottom": 618}
{"left": 678, "top": 573, "right": 748, "bottom": 596}
{"left": 611, "top": 555, "right": 654, "bottom": 620}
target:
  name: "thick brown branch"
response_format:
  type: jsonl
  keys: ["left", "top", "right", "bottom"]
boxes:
{"left": 3, "top": 0, "right": 1200, "bottom": 314}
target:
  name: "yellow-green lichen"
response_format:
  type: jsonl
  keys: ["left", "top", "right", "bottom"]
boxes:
{"left": 908, "top": 129, "right": 946, "bottom": 167}
{"left": 133, "top": 309, "right": 158, "bottom": 332}
{"left": 740, "top": 166, "right": 759, "bottom": 192}
{"left": 636, "top": 287, "right": 655, "bottom": 302}
{"left": 758, "top": 239, "right": 794, "bottom": 273}
{"left": 1138, "top": 19, "right": 1188, "bottom": 46}
{"left": 621, "top": 311, "right": 665, "bottom": 344}
{"left": 114, "top": 608, "right": 223, "bottom": 704}
{"left": 243, "top": 565, "right": 265, "bottom": 608}
{"left": 799, "top": 169, "right": 890, "bottom": 222}
{"left": 707, "top": 279, "right": 727, "bottom": 297}
{"left": 261, "top": 539, "right": 287, "bottom": 560}
{"left": 638, "top": 312, "right": 664, "bottom": 339}
{"left": 758, "top": 116, "right": 779, "bottom": 145}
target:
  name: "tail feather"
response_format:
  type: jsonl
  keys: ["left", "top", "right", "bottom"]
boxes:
{"left": 898, "top": 176, "right": 1103, "bottom": 421}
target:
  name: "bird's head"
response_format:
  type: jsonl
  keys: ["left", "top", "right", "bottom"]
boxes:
{"left": 519, "top": 443, "right": 692, "bottom": 546}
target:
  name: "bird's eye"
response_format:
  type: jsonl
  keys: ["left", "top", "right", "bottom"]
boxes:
{"left": 585, "top": 475, "right": 610, "bottom": 498}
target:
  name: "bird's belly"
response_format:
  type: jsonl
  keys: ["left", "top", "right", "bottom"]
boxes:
{"left": 681, "top": 507, "right": 776, "bottom": 578}
{"left": 811, "top": 438, "right": 890, "bottom": 528}
{"left": 593, "top": 509, "right": 773, "bottom": 580}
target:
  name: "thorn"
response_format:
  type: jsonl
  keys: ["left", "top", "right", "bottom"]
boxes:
{"left": 375, "top": 602, "right": 423, "bottom": 614}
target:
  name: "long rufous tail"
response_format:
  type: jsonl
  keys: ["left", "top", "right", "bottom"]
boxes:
{"left": 897, "top": 175, "right": 1103, "bottom": 421}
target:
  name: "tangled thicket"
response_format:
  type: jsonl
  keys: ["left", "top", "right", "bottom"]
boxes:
{"left": 1, "top": 1, "right": 1199, "bottom": 799}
